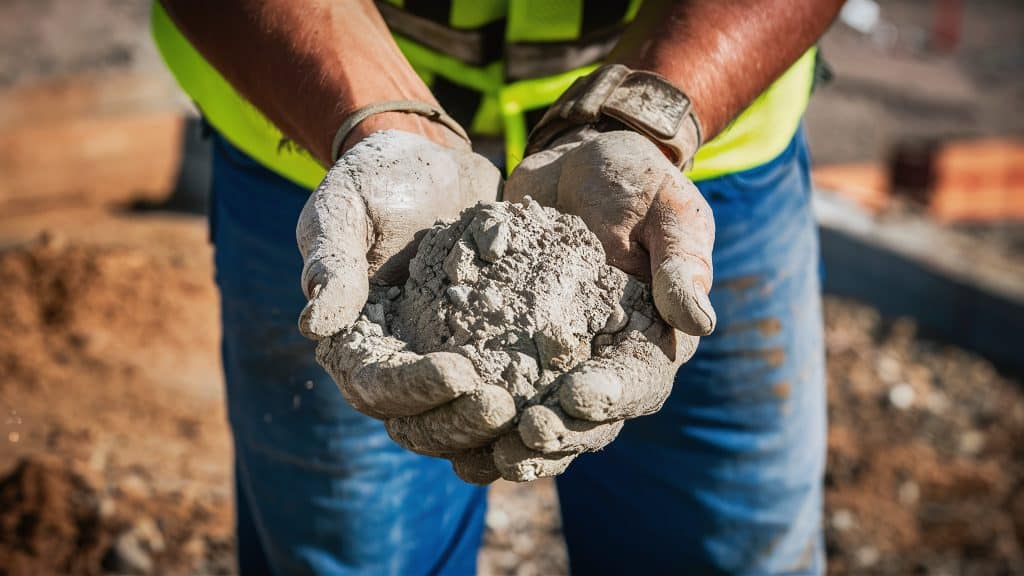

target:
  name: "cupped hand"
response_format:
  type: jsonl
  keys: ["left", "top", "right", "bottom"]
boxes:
{"left": 485, "top": 127, "right": 716, "bottom": 481}
{"left": 299, "top": 129, "right": 516, "bottom": 464}
{"left": 296, "top": 129, "right": 501, "bottom": 339}
{"left": 504, "top": 127, "right": 716, "bottom": 337}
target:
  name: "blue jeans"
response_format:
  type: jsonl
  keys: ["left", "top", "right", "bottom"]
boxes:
{"left": 210, "top": 129, "right": 825, "bottom": 575}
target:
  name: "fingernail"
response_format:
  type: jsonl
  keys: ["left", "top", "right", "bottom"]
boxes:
{"left": 687, "top": 280, "right": 716, "bottom": 336}
{"left": 652, "top": 259, "right": 716, "bottom": 336}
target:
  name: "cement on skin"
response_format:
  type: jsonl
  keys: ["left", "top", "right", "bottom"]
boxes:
{"left": 317, "top": 198, "right": 686, "bottom": 482}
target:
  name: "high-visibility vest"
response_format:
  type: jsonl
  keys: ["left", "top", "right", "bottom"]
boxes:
{"left": 151, "top": 1, "right": 816, "bottom": 190}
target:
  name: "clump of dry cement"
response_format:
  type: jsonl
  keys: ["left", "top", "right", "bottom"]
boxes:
{"left": 337, "top": 198, "right": 667, "bottom": 481}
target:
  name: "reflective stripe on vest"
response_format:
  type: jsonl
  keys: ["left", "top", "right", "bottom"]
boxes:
{"left": 151, "top": 0, "right": 814, "bottom": 189}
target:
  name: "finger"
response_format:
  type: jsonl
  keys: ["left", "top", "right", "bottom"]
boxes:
{"left": 640, "top": 172, "right": 716, "bottom": 336}
{"left": 559, "top": 317, "right": 699, "bottom": 422}
{"left": 457, "top": 149, "right": 504, "bottom": 206}
{"left": 518, "top": 404, "right": 624, "bottom": 453}
{"left": 296, "top": 186, "right": 371, "bottom": 339}
{"left": 555, "top": 131, "right": 662, "bottom": 277}
{"left": 369, "top": 145, "right": 503, "bottom": 284}
{"left": 316, "top": 319, "right": 480, "bottom": 419}
{"left": 492, "top": 433, "right": 578, "bottom": 482}
{"left": 503, "top": 146, "right": 565, "bottom": 206}
{"left": 298, "top": 271, "right": 369, "bottom": 340}
{"left": 449, "top": 446, "right": 501, "bottom": 485}
{"left": 385, "top": 385, "right": 516, "bottom": 455}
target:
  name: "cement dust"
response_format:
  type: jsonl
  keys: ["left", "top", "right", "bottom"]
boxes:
{"left": 328, "top": 198, "right": 673, "bottom": 481}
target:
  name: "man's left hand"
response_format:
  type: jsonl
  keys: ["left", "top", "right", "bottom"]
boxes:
{"left": 505, "top": 127, "right": 716, "bottom": 336}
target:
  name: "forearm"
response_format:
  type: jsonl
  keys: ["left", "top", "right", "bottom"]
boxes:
{"left": 159, "top": 0, "right": 446, "bottom": 164}
{"left": 610, "top": 0, "right": 844, "bottom": 141}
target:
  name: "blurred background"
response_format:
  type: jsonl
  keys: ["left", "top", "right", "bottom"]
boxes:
{"left": 0, "top": 1, "right": 1021, "bottom": 574}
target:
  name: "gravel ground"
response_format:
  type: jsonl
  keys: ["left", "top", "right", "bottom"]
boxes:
{"left": 474, "top": 298, "right": 1024, "bottom": 575}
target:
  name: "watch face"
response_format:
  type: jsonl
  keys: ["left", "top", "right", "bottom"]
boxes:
{"left": 603, "top": 74, "right": 690, "bottom": 139}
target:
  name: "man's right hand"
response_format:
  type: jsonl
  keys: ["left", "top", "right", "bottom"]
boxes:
{"left": 299, "top": 128, "right": 517, "bottom": 477}
{"left": 296, "top": 129, "right": 501, "bottom": 339}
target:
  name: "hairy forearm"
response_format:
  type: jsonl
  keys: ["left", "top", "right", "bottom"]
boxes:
{"left": 159, "top": 0, "right": 446, "bottom": 164}
{"left": 611, "top": 0, "right": 844, "bottom": 141}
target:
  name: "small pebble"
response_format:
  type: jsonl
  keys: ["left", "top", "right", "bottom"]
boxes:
{"left": 475, "top": 220, "right": 510, "bottom": 262}
{"left": 524, "top": 197, "right": 549, "bottom": 223}
{"left": 855, "top": 546, "right": 879, "bottom": 567}
{"left": 888, "top": 383, "right": 915, "bottom": 410}
{"left": 601, "top": 305, "right": 629, "bottom": 334}
{"left": 446, "top": 285, "right": 472, "bottom": 308}
{"left": 830, "top": 508, "right": 856, "bottom": 532}
{"left": 132, "top": 517, "right": 166, "bottom": 553}
{"left": 98, "top": 496, "right": 117, "bottom": 519}
{"left": 104, "top": 532, "right": 153, "bottom": 574}
{"left": 876, "top": 354, "right": 901, "bottom": 384}
{"left": 479, "top": 287, "right": 504, "bottom": 311}
{"left": 443, "top": 241, "right": 478, "bottom": 284}
{"left": 958, "top": 430, "right": 985, "bottom": 455}
{"left": 486, "top": 508, "right": 511, "bottom": 531}
{"left": 182, "top": 537, "right": 207, "bottom": 561}
{"left": 365, "top": 303, "right": 386, "bottom": 325}
{"left": 898, "top": 480, "right": 920, "bottom": 506}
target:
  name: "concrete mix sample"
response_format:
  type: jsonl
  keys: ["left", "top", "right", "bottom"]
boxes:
{"left": 317, "top": 198, "right": 690, "bottom": 482}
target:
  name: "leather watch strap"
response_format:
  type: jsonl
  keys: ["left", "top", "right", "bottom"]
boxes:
{"left": 526, "top": 65, "right": 702, "bottom": 169}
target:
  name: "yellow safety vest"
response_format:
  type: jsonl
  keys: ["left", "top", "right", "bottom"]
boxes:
{"left": 151, "top": 1, "right": 816, "bottom": 190}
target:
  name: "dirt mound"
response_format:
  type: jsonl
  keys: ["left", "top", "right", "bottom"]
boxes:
{"left": 0, "top": 231, "right": 212, "bottom": 384}
{"left": 0, "top": 224, "right": 232, "bottom": 575}
{"left": 0, "top": 455, "right": 234, "bottom": 576}
{"left": 0, "top": 457, "right": 107, "bottom": 575}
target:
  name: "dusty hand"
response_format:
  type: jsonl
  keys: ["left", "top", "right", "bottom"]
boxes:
{"left": 459, "top": 278, "right": 700, "bottom": 483}
{"left": 299, "top": 129, "right": 516, "bottom": 461}
{"left": 296, "top": 129, "right": 500, "bottom": 339}
{"left": 489, "top": 127, "right": 715, "bottom": 481}
{"left": 505, "top": 127, "right": 715, "bottom": 335}
{"left": 316, "top": 318, "right": 517, "bottom": 461}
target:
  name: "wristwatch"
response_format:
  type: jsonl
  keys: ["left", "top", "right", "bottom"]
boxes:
{"left": 526, "top": 64, "right": 703, "bottom": 170}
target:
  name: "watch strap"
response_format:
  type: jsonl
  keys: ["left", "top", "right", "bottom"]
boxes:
{"left": 526, "top": 65, "right": 702, "bottom": 169}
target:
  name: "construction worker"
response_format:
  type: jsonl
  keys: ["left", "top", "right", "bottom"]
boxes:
{"left": 153, "top": 0, "right": 844, "bottom": 573}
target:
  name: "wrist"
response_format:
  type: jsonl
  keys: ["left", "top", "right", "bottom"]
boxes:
{"left": 330, "top": 101, "right": 471, "bottom": 162}
{"left": 611, "top": 54, "right": 722, "bottom": 142}
{"left": 340, "top": 111, "right": 465, "bottom": 156}
{"left": 527, "top": 64, "right": 702, "bottom": 169}
{"left": 321, "top": 64, "right": 454, "bottom": 161}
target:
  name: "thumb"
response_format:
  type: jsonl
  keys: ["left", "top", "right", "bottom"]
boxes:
{"left": 296, "top": 189, "right": 371, "bottom": 339}
{"left": 503, "top": 147, "right": 565, "bottom": 205}
{"left": 641, "top": 173, "right": 716, "bottom": 336}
